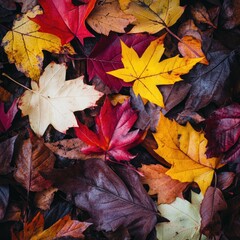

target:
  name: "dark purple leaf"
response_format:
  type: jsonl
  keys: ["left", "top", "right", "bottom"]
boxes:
{"left": 43, "top": 159, "right": 158, "bottom": 240}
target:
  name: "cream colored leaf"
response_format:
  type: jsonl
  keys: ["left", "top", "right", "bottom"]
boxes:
{"left": 119, "top": 0, "right": 185, "bottom": 34}
{"left": 1, "top": 6, "right": 75, "bottom": 81}
{"left": 156, "top": 191, "right": 207, "bottom": 240}
{"left": 19, "top": 62, "right": 103, "bottom": 136}
{"left": 87, "top": 0, "right": 135, "bottom": 35}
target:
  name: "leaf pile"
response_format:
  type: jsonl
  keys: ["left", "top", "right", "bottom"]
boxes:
{"left": 0, "top": 0, "right": 240, "bottom": 239}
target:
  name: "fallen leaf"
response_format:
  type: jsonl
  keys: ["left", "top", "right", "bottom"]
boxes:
{"left": 12, "top": 212, "right": 91, "bottom": 239}
{"left": 45, "top": 138, "right": 104, "bottom": 160}
{"left": 190, "top": 1, "right": 216, "bottom": 28}
{"left": 75, "top": 97, "right": 144, "bottom": 161}
{"left": 87, "top": 0, "right": 135, "bottom": 35}
{"left": 156, "top": 191, "right": 206, "bottom": 240}
{"left": 205, "top": 103, "right": 240, "bottom": 162}
{"left": 32, "top": 0, "right": 96, "bottom": 44}
{"left": 108, "top": 36, "right": 201, "bottom": 107}
{"left": 153, "top": 113, "right": 221, "bottom": 194}
{"left": 139, "top": 164, "right": 189, "bottom": 204}
{"left": 43, "top": 158, "right": 158, "bottom": 240}
{"left": 178, "top": 36, "right": 209, "bottom": 64}
{"left": 0, "top": 0, "right": 16, "bottom": 10}
{"left": 87, "top": 33, "right": 157, "bottom": 91}
{"left": 14, "top": 0, "right": 38, "bottom": 13}
{"left": 217, "top": 172, "right": 235, "bottom": 190}
{"left": 18, "top": 62, "right": 103, "bottom": 136}
{"left": 200, "top": 187, "right": 227, "bottom": 238}
{"left": 13, "top": 130, "right": 55, "bottom": 192}
{"left": 2, "top": 203, "right": 21, "bottom": 222}
{"left": 178, "top": 48, "right": 240, "bottom": 123}
{"left": 0, "top": 185, "right": 9, "bottom": 220}
{"left": 0, "top": 86, "right": 11, "bottom": 102}
{"left": 34, "top": 187, "right": 58, "bottom": 210}
{"left": 221, "top": 0, "right": 240, "bottom": 29}
{"left": 1, "top": 6, "right": 75, "bottom": 81}
{"left": 0, "top": 99, "right": 18, "bottom": 133}
{"left": 119, "top": 0, "right": 185, "bottom": 34}
{"left": 0, "top": 135, "right": 17, "bottom": 175}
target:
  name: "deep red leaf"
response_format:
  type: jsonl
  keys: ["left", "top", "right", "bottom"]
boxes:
{"left": 0, "top": 99, "right": 18, "bottom": 133}
{"left": 87, "top": 33, "right": 157, "bottom": 91}
{"left": 205, "top": 103, "right": 240, "bottom": 162}
{"left": 43, "top": 158, "right": 158, "bottom": 240}
{"left": 75, "top": 97, "right": 145, "bottom": 161}
{"left": 32, "top": 0, "right": 96, "bottom": 44}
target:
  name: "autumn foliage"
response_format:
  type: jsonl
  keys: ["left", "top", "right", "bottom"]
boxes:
{"left": 0, "top": 0, "right": 240, "bottom": 239}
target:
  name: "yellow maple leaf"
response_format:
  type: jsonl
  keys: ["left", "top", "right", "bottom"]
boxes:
{"left": 119, "top": 0, "right": 185, "bottom": 33}
{"left": 153, "top": 113, "right": 222, "bottom": 194}
{"left": 108, "top": 36, "right": 202, "bottom": 107}
{"left": 1, "top": 6, "right": 75, "bottom": 81}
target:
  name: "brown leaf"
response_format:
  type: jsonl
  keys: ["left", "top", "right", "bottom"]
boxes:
{"left": 34, "top": 187, "right": 58, "bottom": 210}
{"left": 0, "top": 86, "right": 11, "bottom": 102}
{"left": 217, "top": 172, "right": 235, "bottom": 190}
{"left": 2, "top": 203, "right": 21, "bottom": 222}
{"left": 190, "top": 1, "right": 216, "bottom": 28}
{"left": 200, "top": 187, "right": 227, "bottom": 238}
{"left": 0, "top": 135, "right": 17, "bottom": 175}
{"left": 45, "top": 138, "right": 104, "bottom": 160}
{"left": 87, "top": 0, "right": 135, "bottom": 35}
{"left": 14, "top": 131, "right": 55, "bottom": 192}
{"left": 139, "top": 164, "right": 189, "bottom": 204}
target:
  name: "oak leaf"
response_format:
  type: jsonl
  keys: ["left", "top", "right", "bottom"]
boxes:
{"left": 19, "top": 62, "right": 103, "bottom": 136}
{"left": 153, "top": 113, "right": 221, "bottom": 194}
{"left": 139, "top": 164, "right": 189, "bottom": 204}
{"left": 75, "top": 97, "right": 144, "bottom": 161}
{"left": 87, "top": 0, "right": 135, "bottom": 35}
{"left": 1, "top": 6, "right": 75, "bottom": 81}
{"left": 13, "top": 130, "right": 55, "bottom": 192}
{"left": 119, "top": 0, "right": 185, "bottom": 34}
{"left": 108, "top": 36, "right": 202, "bottom": 107}
{"left": 156, "top": 191, "right": 206, "bottom": 240}
{"left": 43, "top": 158, "right": 158, "bottom": 240}
{"left": 12, "top": 212, "right": 91, "bottom": 239}
{"left": 87, "top": 33, "right": 157, "bottom": 91}
{"left": 32, "top": 0, "right": 96, "bottom": 44}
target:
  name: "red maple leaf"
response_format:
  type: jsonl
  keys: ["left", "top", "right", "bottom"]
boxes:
{"left": 74, "top": 97, "right": 145, "bottom": 161}
{"left": 0, "top": 99, "right": 18, "bottom": 133}
{"left": 32, "top": 0, "right": 96, "bottom": 44}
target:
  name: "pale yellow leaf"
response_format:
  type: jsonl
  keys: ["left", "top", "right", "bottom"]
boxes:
{"left": 19, "top": 62, "right": 103, "bottom": 136}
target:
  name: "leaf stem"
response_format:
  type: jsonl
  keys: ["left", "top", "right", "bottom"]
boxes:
{"left": 165, "top": 27, "right": 202, "bottom": 58}
{"left": 2, "top": 73, "right": 34, "bottom": 93}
